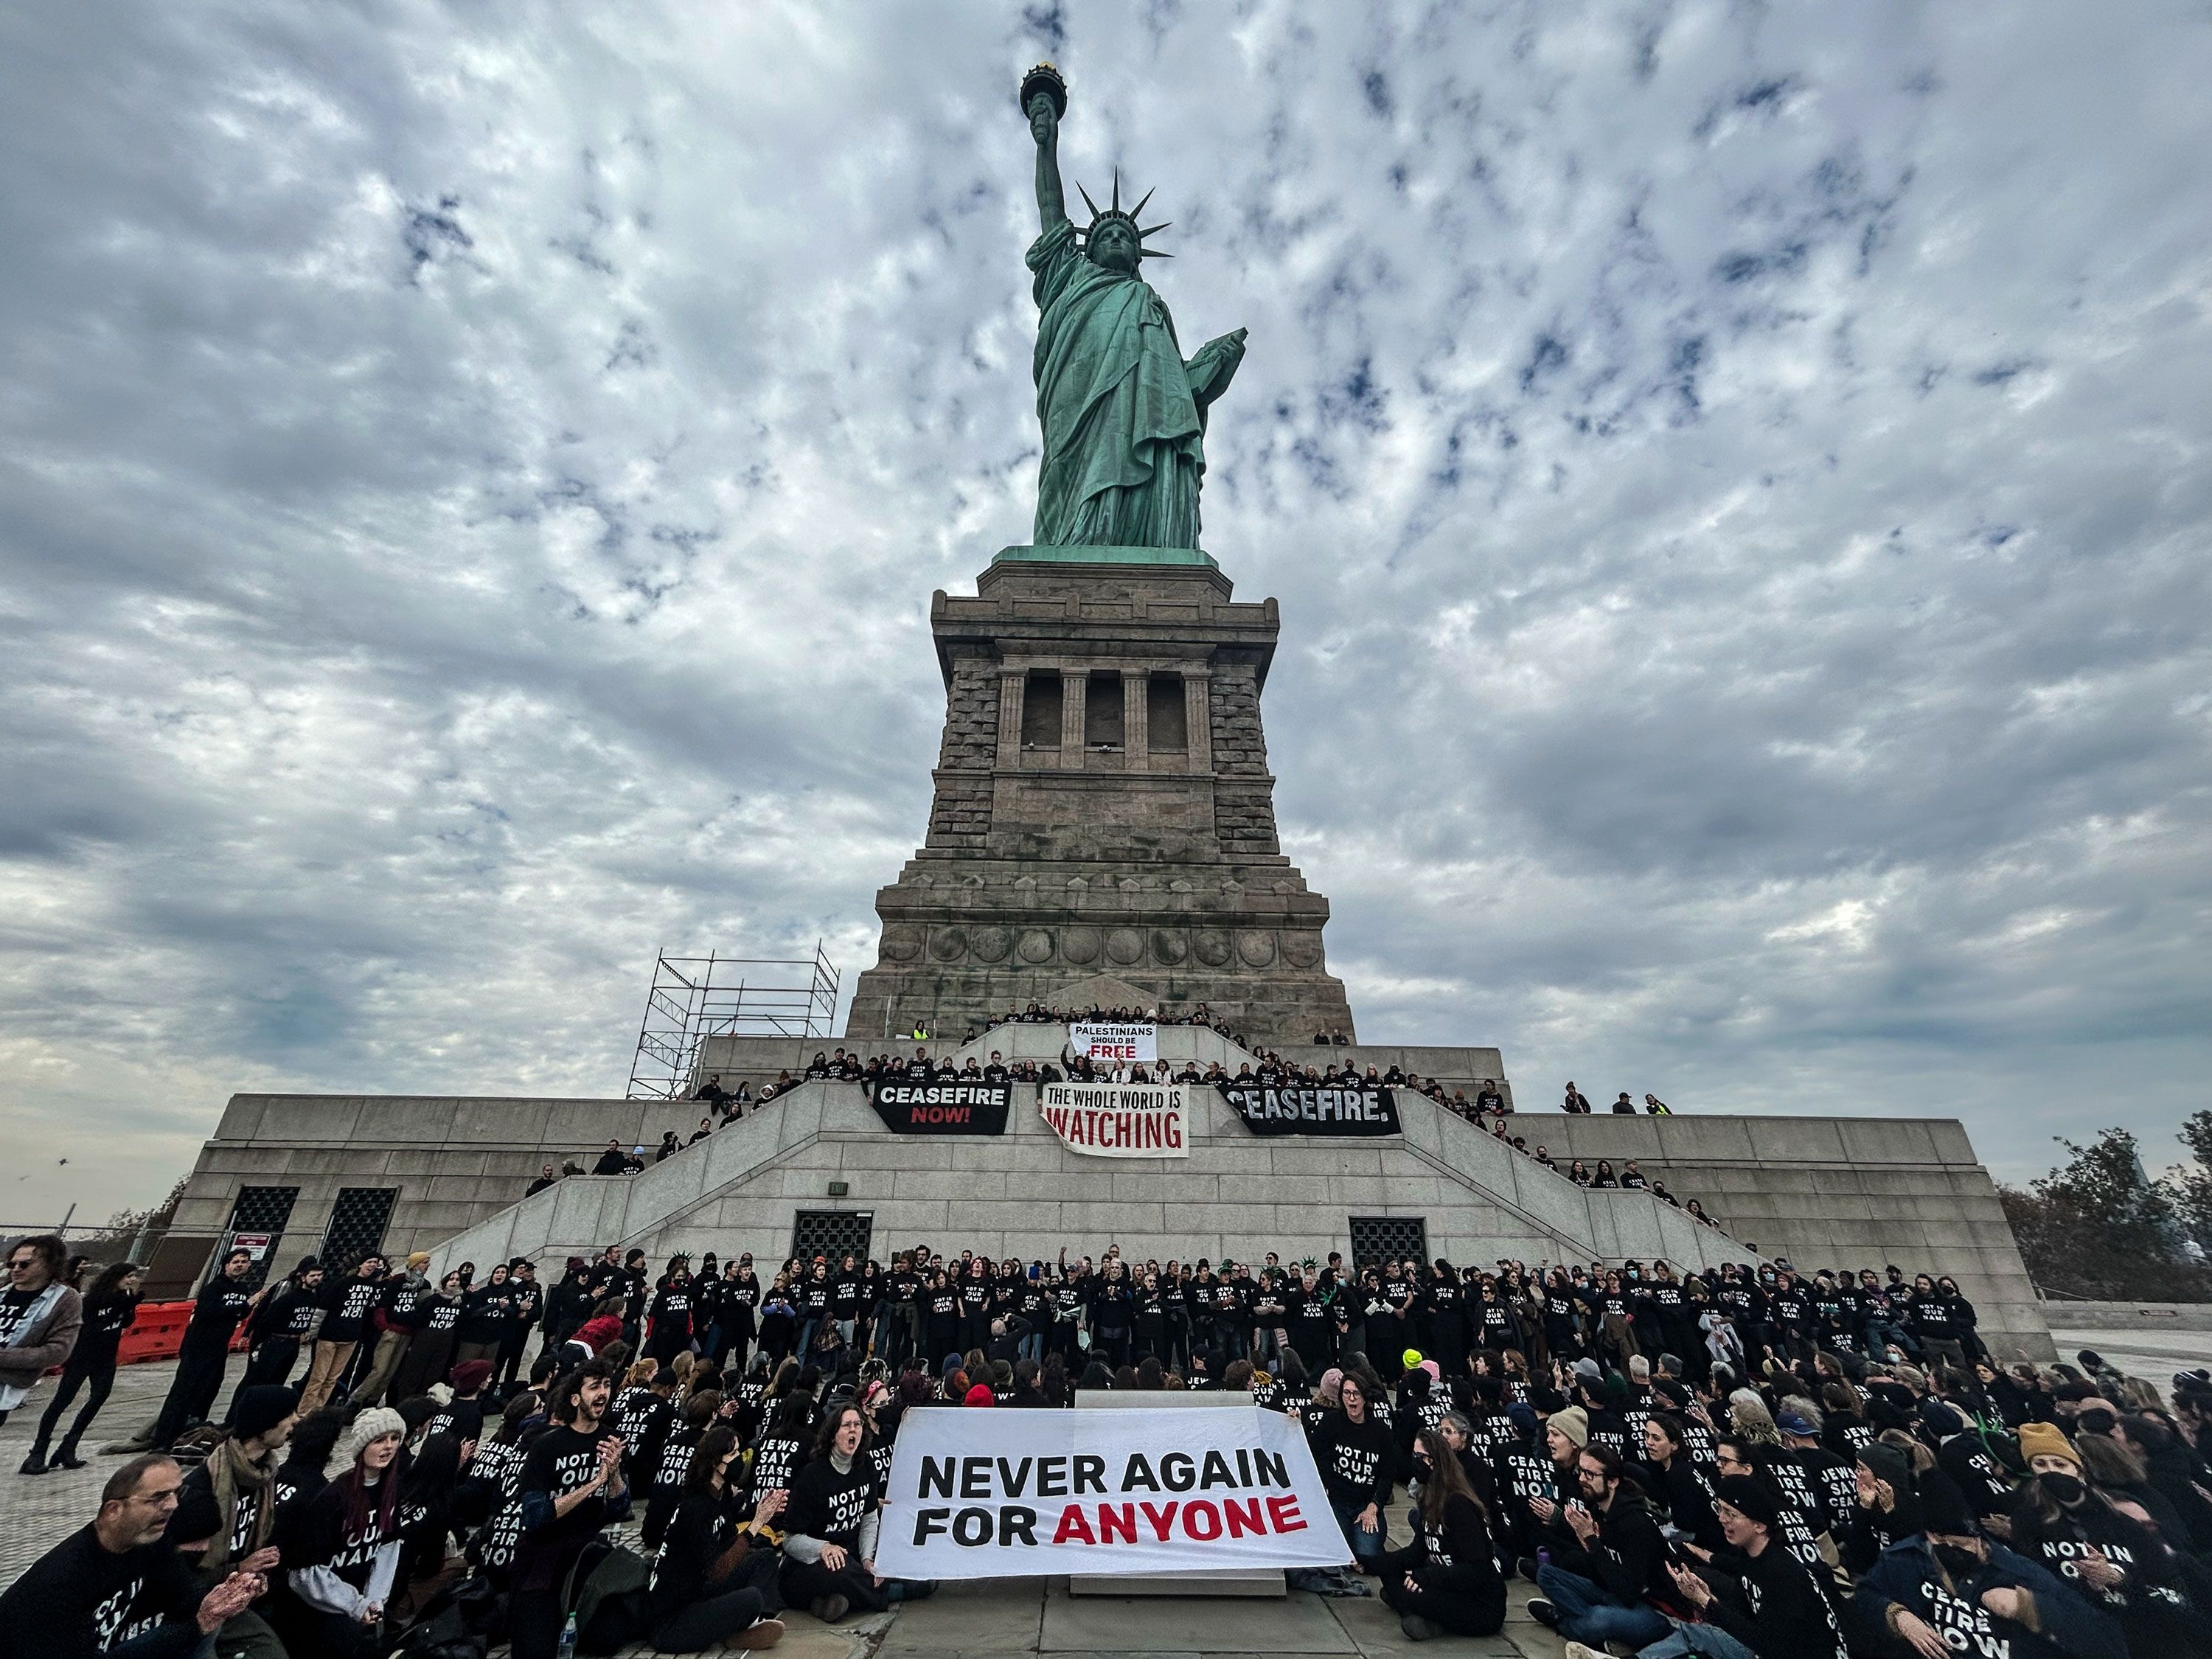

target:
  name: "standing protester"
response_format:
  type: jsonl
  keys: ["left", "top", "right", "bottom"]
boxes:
{"left": 226, "top": 1260, "right": 321, "bottom": 1421}
{"left": 24, "top": 1259, "right": 139, "bottom": 1473}
{"left": 389, "top": 1270, "right": 466, "bottom": 1403}
{"left": 297, "top": 1253, "right": 384, "bottom": 1415}
{"left": 1, "top": 1233, "right": 85, "bottom": 1435}
{"left": 352, "top": 1252, "right": 431, "bottom": 1408}
{"left": 509, "top": 1360, "right": 630, "bottom": 1659}
{"left": 499, "top": 1260, "right": 543, "bottom": 1387}
{"left": 0, "top": 1453, "right": 263, "bottom": 1659}
{"left": 150, "top": 1247, "right": 265, "bottom": 1450}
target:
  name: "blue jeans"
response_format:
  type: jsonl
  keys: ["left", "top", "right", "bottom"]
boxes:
{"left": 1536, "top": 1564, "right": 1671, "bottom": 1649}
{"left": 1019, "top": 1329, "right": 1044, "bottom": 1363}
{"left": 1330, "top": 1495, "right": 1386, "bottom": 1561}
{"left": 1640, "top": 1620, "right": 1757, "bottom": 1659}
{"left": 1863, "top": 1318, "right": 1913, "bottom": 1357}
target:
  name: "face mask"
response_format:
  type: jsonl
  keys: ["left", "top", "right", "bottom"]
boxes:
{"left": 1933, "top": 1543, "right": 1982, "bottom": 1579}
{"left": 2039, "top": 1472, "right": 2085, "bottom": 1505}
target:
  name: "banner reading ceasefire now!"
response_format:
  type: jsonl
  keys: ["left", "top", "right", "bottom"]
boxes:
{"left": 872, "top": 1405, "right": 1349, "bottom": 1580}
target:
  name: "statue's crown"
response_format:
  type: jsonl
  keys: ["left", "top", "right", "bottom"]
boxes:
{"left": 1076, "top": 167, "right": 1172, "bottom": 261}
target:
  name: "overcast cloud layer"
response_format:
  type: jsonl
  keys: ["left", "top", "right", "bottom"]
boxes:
{"left": 4, "top": 1, "right": 2211, "bottom": 1224}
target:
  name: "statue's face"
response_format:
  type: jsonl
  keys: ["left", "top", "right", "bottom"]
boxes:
{"left": 1088, "top": 220, "right": 1138, "bottom": 275}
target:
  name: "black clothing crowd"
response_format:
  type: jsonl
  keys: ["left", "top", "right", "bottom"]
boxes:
{"left": 16, "top": 1225, "right": 2212, "bottom": 1659}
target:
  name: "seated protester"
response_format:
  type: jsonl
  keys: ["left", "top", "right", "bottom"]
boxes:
{"left": 274, "top": 1407, "right": 408, "bottom": 1659}
{"left": 422, "top": 1357, "right": 491, "bottom": 1446}
{"left": 0, "top": 1453, "right": 264, "bottom": 1659}
{"left": 1381, "top": 1428, "right": 1507, "bottom": 1640}
{"left": 164, "top": 1382, "right": 297, "bottom": 1659}
{"left": 1310, "top": 1372, "right": 1395, "bottom": 1565}
{"left": 1854, "top": 1474, "right": 2125, "bottom": 1659}
{"left": 1528, "top": 1444, "right": 1676, "bottom": 1652}
{"left": 1641, "top": 1412, "right": 1723, "bottom": 1551}
{"left": 644, "top": 1391, "right": 723, "bottom": 1551}
{"left": 780, "top": 1402, "right": 932, "bottom": 1622}
{"left": 749, "top": 1392, "right": 814, "bottom": 1506}
{"left": 457, "top": 1390, "right": 538, "bottom": 1534}
{"left": 645, "top": 1426, "right": 788, "bottom": 1651}
{"left": 394, "top": 1432, "right": 467, "bottom": 1604}
{"left": 1642, "top": 1474, "right": 1848, "bottom": 1659}
{"left": 1775, "top": 1400, "right": 1861, "bottom": 1541}
{"left": 509, "top": 1360, "right": 631, "bottom": 1659}
{"left": 2011, "top": 1422, "right": 2206, "bottom": 1658}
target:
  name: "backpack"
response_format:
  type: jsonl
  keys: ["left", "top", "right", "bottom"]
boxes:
{"left": 396, "top": 1576, "right": 499, "bottom": 1659}
{"left": 561, "top": 1537, "right": 651, "bottom": 1654}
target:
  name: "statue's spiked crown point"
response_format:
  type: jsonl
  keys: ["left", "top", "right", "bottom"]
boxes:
{"left": 1076, "top": 167, "right": 1172, "bottom": 260}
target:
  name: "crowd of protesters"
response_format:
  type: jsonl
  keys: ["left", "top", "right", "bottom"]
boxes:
{"left": 15, "top": 1222, "right": 2212, "bottom": 1659}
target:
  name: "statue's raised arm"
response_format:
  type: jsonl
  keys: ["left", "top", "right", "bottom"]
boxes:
{"left": 1029, "top": 92, "right": 1065, "bottom": 232}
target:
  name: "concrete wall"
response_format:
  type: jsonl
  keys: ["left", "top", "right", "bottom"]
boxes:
{"left": 2043, "top": 1301, "right": 2212, "bottom": 1332}
{"left": 167, "top": 1076, "right": 2048, "bottom": 1357}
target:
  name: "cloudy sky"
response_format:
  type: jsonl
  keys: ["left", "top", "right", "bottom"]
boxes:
{"left": 4, "top": 1, "right": 2210, "bottom": 1225}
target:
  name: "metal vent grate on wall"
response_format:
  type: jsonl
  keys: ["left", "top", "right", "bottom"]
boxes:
{"left": 792, "top": 1209, "right": 874, "bottom": 1265}
{"left": 220, "top": 1186, "right": 301, "bottom": 1290}
{"left": 1349, "top": 1215, "right": 1429, "bottom": 1271}
{"left": 321, "top": 1187, "right": 397, "bottom": 1270}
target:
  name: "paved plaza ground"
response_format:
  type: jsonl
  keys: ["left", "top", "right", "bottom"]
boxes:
{"left": 6, "top": 1332, "right": 2208, "bottom": 1659}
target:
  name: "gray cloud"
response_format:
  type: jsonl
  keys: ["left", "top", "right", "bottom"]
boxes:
{"left": 3, "top": 1, "right": 2210, "bottom": 1222}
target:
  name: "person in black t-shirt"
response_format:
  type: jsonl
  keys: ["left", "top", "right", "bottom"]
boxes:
{"left": 508, "top": 1359, "right": 630, "bottom": 1659}
{"left": 27, "top": 1261, "right": 142, "bottom": 1473}
{"left": 151, "top": 1248, "right": 267, "bottom": 1450}
{"left": 0, "top": 1453, "right": 262, "bottom": 1659}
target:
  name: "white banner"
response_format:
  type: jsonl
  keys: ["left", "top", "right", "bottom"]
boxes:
{"left": 1068, "top": 1020, "right": 1157, "bottom": 1064}
{"left": 872, "top": 1405, "right": 1348, "bottom": 1579}
{"left": 1039, "top": 1082, "right": 1192, "bottom": 1158}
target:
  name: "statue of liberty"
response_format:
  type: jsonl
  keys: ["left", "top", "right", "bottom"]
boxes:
{"left": 1021, "top": 65, "right": 1247, "bottom": 550}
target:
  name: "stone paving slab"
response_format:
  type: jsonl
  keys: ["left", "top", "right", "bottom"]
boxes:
{"left": 1042, "top": 1579, "right": 1357, "bottom": 1652}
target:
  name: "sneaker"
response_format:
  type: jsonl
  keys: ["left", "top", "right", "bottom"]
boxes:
{"left": 18, "top": 1452, "right": 47, "bottom": 1475}
{"left": 724, "top": 1617, "right": 785, "bottom": 1649}
{"left": 808, "top": 1594, "right": 850, "bottom": 1625}
{"left": 50, "top": 1448, "right": 87, "bottom": 1470}
{"left": 1397, "top": 1613, "right": 1446, "bottom": 1641}
{"left": 1526, "top": 1599, "right": 1560, "bottom": 1629}
{"left": 1561, "top": 1646, "right": 1606, "bottom": 1659}
{"left": 1516, "top": 1555, "right": 1541, "bottom": 1582}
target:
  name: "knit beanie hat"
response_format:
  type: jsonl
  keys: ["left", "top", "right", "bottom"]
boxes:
{"left": 1856, "top": 1442, "right": 1912, "bottom": 1496}
{"left": 964, "top": 1382, "right": 996, "bottom": 1407}
{"left": 326, "top": 1406, "right": 408, "bottom": 1479}
{"left": 1549, "top": 1405, "right": 1590, "bottom": 1449}
{"left": 1712, "top": 1474, "right": 1781, "bottom": 1528}
{"left": 233, "top": 1385, "right": 299, "bottom": 1445}
{"left": 2017, "top": 1422, "right": 2080, "bottom": 1470}
{"left": 449, "top": 1359, "right": 493, "bottom": 1394}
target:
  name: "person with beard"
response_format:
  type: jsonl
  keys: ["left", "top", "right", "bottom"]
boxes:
{"left": 1526, "top": 1444, "right": 1675, "bottom": 1650}
{"left": 24, "top": 1261, "right": 142, "bottom": 1474}
{"left": 2009, "top": 1422, "right": 2211, "bottom": 1658}
{"left": 274, "top": 1406, "right": 407, "bottom": 1659}
{"left": 164, "top": 1385, "right": 296, "bottom": 1659}
{"left": 1854, "top": 1474, "right": 2124, "bottom": 1659}
{"left": 1607, "top": 1475, "right": 1848, "bottom": 1659}
{"left": 644, "top": 1426, "right": 787, "bottom": 1651}
{"left": 1381, "top": 1427, "right": 1506, "bottom": 1639}
{"left": 509, "top": 1360, "right": 630, "bottom": 1659}
{"left": 150, "top": 1248, "right": 267, "bottom": 1448}
{"left": 0, "top": 1234, "right": 82, "bottom": 1438}
{"left": 0, "top": 1454, "right": 264, "bottom": 1659}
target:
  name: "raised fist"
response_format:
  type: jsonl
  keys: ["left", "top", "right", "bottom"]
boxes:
{"left": 1029, "top": 95, "right": 1057, "bottom": 147}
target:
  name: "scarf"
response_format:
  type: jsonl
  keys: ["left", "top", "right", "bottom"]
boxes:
{"left": 0, "top": 1281, "right": 68, "bottom": 1409}
{"left": 203, "top": 1436, "right": 277, "bottom": 1571}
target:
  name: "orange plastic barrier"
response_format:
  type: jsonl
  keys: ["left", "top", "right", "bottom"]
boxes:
{"left": 114, "top": 1300, "right": 253, "bottom": 1366}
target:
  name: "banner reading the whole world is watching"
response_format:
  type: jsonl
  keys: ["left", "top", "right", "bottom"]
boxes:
{"left": 872, "top": 1405, "right": 1348, "bottom": 1580}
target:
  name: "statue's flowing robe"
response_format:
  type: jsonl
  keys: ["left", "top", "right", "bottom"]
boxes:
{"left": 1026, "top": 216, "right": 1208, "bottom": 549}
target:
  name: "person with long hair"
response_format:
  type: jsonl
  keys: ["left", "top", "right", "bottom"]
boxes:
{"left": 388, "top": 1270, "right": 466, "bottom": 1405}
{"left": 643, "top": 1426, "right": 787, "bottom": 1651}
{"left": 779, "top": 1403, "right": 932, "bottom": 1622}
{"left": 24, "top": 1259, "right": 141, "bottom": 1472}
{"left": 276, "top": 1406, "right": 406, "bottom": 1658}
{"left": 1312, "top": 1371, "right": 1394, "bottom": 1568}
{"left": 1377, "top": 1427, "right": 1506, "bottom": 1638}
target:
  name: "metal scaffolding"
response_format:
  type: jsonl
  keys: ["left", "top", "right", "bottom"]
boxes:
{"left": 625, "top": 944, "right": 841, "bottom": 1099}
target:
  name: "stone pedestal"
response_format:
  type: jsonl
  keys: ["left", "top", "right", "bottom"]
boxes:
{"left": 845, "top": 551, "right": 1355, "bottom": 1046}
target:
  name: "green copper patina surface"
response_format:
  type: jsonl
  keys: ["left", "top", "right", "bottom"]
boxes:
{"left": 990, "top": 542, "right": 1218, "bottom": 569}
{"left": 1023, "top": 79, "right": 1246, "bottom": 557}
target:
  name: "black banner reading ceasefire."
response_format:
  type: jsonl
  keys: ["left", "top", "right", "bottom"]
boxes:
{"left": 1214, "top": 1080, "right": 1402, "bottom": 1137}
{"left": 868, "top": 1079, "right": 1013, "bottom": 1135}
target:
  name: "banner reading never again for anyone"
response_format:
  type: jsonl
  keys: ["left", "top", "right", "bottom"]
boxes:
{"left": 1067, "top": 1020, "right": 1157, "bottom": 1064}
{"left": 872, "top": 1405, "right": 1349, "bottom": 1580}
{"left": 1037, "top": 1081, "right": 1192, "bottom": 1158}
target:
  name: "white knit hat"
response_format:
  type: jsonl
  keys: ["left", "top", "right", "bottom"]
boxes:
{"left": 326, "top": 1405, "right": 408, "bottom": 1480}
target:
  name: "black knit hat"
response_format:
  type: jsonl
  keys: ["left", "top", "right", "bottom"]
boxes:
{"left": 233, "top": 1384, "right": 299, "bottom": 1444}
{"left": 1712, "top": 1473, "right": 1781, "bottom": 1528}
{"left": 1919, "top": 1471, "right": 1978, "bottom": 1538}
